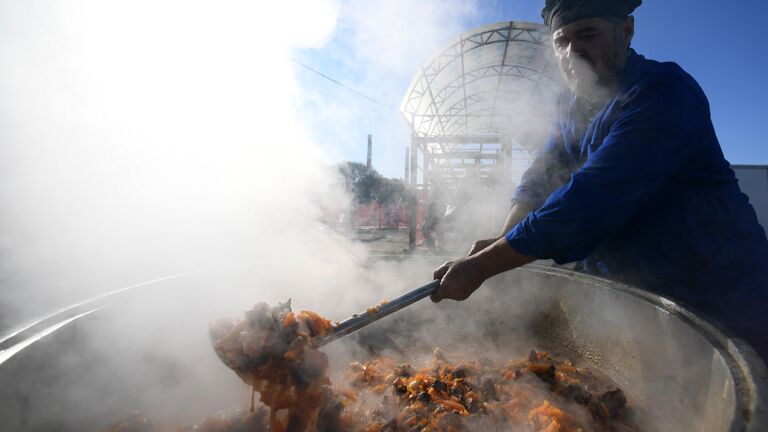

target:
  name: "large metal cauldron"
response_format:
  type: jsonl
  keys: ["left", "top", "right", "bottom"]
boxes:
{"left": 0, "top": 261, "right": 765, "bottom": 431}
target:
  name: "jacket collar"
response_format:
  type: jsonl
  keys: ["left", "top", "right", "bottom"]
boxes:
{"left": 619, "top": 48, "right": 645, "bottom": 91}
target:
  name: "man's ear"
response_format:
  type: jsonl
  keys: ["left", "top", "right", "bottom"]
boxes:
{"left": 624, "top": 16, "right": 635, "bottom": 48}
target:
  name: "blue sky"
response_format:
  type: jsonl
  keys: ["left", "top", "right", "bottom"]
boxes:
{"left": 294, "top": 0, "right": 768, "bottom": 178}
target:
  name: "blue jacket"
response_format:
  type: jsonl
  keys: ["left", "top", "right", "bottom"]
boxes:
{"left": 505, "top": 50, "right": 768, "bottom": 343}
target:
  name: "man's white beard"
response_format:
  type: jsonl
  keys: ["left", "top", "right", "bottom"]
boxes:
{"left": 564, "top": 56, "right": 612, "bottom": 102}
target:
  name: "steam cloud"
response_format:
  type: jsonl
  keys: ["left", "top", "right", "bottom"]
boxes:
{"left": 0, "top": 0, "right": 354, "bottom": 326}
{"left": 0, "top": 0, "right": 511, "bottom": 325}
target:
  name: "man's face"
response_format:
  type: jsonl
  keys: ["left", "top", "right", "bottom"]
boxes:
{"left": 552, "top": 17, "right": 634, "bottom": 96}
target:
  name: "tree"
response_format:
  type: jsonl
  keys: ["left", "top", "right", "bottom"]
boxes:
{"left": 337, "top": 162, "right": 406, "bottom": 205}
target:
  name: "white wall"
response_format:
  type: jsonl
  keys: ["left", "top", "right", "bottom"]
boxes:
{"left": 733, "top": 165, "right": 768, "bottom": 231}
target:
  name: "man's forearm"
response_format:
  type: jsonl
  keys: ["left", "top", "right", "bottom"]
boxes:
{"left": 499, "top": 204, "right": 533, "bottom": 236}
{"left": 473, "top": 236, "right": 536, "bottom": 280}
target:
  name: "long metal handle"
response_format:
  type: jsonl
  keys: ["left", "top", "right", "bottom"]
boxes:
{"left": 317, "top": 280, "right": 440, "bottom": 346}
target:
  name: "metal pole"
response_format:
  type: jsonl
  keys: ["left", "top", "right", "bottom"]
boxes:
{"left": 410, "top": 139, "right": 418, "bottom": 187}
{"left": 407, "top": 136, "right": 419, "bottom": 250}
{"left": 366, "top": 134, "right": 372, "bottom": 169}
{"left": 404, "top": 146, "right": 410, "bottom": 184}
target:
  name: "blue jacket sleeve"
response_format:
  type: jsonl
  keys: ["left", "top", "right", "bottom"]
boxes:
{"left": 506, "top": 75, "right": 704, "bottom": 263}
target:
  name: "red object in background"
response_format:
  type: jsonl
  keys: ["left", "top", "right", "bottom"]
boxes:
{"left": 353, "top": 200, "right": 424, "bottom": 232}
{"left": 348, "top": 193, "right": 431, "bottom": 246}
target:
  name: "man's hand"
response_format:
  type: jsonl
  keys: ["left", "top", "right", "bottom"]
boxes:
{"left": 430, "top": 237, "right": 538, "bottom": 304}
{"left": 430, "top": 257, "right": 487, "bottom": 303}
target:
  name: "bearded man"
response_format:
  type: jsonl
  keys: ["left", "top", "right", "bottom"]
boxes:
{"left": 431, "top": 0, "right": 768, "bottom": 359}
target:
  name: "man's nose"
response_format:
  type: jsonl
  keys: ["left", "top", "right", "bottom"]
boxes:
{"left": 565, "top": 41, "right": 587, "bottom": 60}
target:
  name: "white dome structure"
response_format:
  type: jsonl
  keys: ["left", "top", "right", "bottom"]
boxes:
{"left": 400, "top": 21, "right": 564, "bottom": 188}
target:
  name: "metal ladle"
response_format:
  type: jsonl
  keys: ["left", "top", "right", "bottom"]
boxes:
{"left": 316, "top": 280, "right": 440, "bottom": 346}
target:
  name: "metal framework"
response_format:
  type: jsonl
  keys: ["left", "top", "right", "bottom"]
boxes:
{"left": 400, "top": 21, "right": 563, "bottom": 190}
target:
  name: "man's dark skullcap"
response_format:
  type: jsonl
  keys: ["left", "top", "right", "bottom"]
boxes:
{"left": 542, "top": 0, "right": 641, "bottom": 31}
